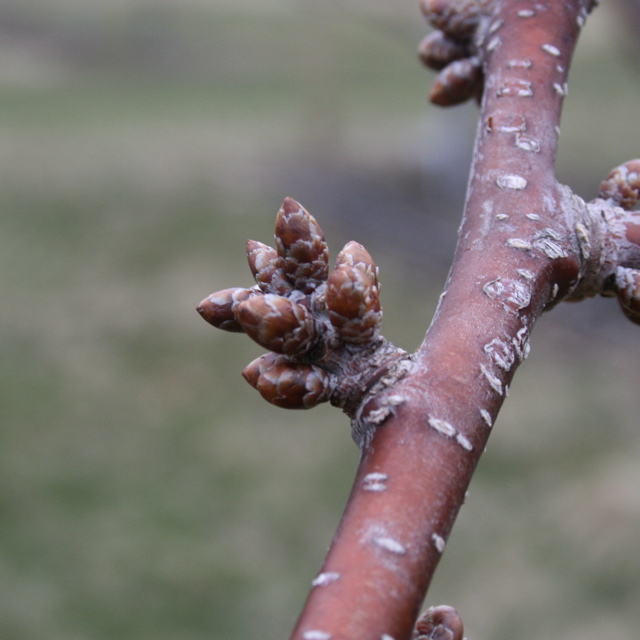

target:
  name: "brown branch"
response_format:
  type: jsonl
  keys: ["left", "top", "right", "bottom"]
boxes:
{"left": 198, "top": 1, "right": 640, "bottom": 638}
{"left": 288, "top": 1, "right": 637, "bottom": 639}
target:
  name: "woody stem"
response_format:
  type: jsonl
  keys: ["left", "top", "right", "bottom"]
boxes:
{"left": 289, "top": 2, "right": 590, "bottom": 639}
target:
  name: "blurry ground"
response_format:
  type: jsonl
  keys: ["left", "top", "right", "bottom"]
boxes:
{"left": 1, "top": 1, "right": 639, "bottom": 639}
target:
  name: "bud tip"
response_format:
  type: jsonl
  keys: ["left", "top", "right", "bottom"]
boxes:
{"left": 281, "top": 196, "right": 302, "bottom": 215}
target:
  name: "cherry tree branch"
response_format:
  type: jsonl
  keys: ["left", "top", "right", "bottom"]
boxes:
{"left": 198, "top": 1, "right": 640, "bottom": 638}
{"left": 288, "top": 2, "right": 640, "bottom": 639}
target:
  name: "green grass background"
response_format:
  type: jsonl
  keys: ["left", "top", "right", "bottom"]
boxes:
{"left": 1, "top": 1, "right": 640, "bottom": 638}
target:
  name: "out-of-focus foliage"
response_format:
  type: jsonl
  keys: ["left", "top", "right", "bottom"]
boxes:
{"left": 0, "top": 1, "right": 639, "bottom": 638}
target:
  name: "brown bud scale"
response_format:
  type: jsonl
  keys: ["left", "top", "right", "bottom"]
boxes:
{"left": 418, "top": 31, "right": 469, "bottom": 71}
{"left": 242, "top": 352, "right": 285, "bottom": 388}
{"left": 334, "top": 241, "right": 379, "bottom": 288}
{"left": 420, "top": 0, "right": 487, "bottom": 40}
{"left": 236, "top": 293, "right": 317, "bottom": 355}
{"left": 274, "top": 198, "right": 329, "bottom": 293}
{"left": 598, "top": 159, "right": 640, "bottom": 211}
{"left": 256, "top": 361, "right": 332, "bottom": 409}
{"left": 326, "top": 265, "right": 382, "bottom": 344}
{"left": 246, "top": 239, "right": 291, "bottom": 294}
{"left": 430, "top": 57, "right": 483, "bottom": 107}
{"left": 196, "top": 287, "right": 256, "bottom": 332}
{"left": 616, "top": 267, "right": 640, "bottom": 325}
{"left": 413, "top": 605, "right": 464, "bottom": 640}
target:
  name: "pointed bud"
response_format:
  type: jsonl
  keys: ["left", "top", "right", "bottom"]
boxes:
{"left": 196, "top": 287, "right": 256, "bottom": 332}
{"left": 242, "top": 352, "right": 286, "bottom": 388}
{"left": 429, "top": 58, "right": 482, "bottom": 107}
{"left": 419, "top": 0, "right": 485, "bottom": 40}
{"left": 235, "top": 293, "right": 317, "bottom": 355}
{"left": 598, "top": 160, "right": 640, "bottom": 210}
{"left": 274, "top": 198, "right": 329, "bottom": 293}
{"left": 335, "top": 241, "right": 379, "bottom": 289}
{"left": 326, "top": 265, "right": 382, "bottom": 344}
{"left": 414, "top": 605, "right": 464, "bottom": 640}
{"left": 256, "top": 361, "right": 331, "bottom": 409}
{"left": 246, "top": 240, "right": 292, "bottom": 294}
{"left": 616, "top": 267, "right": 640, "bottom": 325}
{"left": 418, "top": 30, "right": 468, "bottom": 71}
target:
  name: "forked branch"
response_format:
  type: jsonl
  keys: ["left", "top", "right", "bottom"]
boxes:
{"left": 198, "top": 1, "right": 640, "bottom": 638}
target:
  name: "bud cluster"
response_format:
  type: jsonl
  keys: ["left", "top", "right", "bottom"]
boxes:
{"left": 614, "top": 267, "right": 640, "bottom": 326}
{"left": 598, "top": 160, "right": 640, "bottom": 212}
{"left": 413, "top": 605, "right": 464, "bottom": 640}
{"left": 597, "top": 160, "right": 640, "bottom": 326}
{"left": 197, "top": 198, "right": 385, "bottom": 409}
{"left": 418, "top": 0, "right": 495, "bottom": 106}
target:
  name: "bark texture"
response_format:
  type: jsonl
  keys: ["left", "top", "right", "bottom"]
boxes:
{"left": 288, "top": 2, "right": 640, "bottom": 639}
{"left": 199, "top": 1, "right": 640, "bottom": 638}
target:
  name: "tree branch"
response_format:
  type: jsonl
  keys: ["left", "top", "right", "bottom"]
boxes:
{"left": 198, "top": 1, "right": 640, "bottom": 638}
{"left": 289, "top": 2, "right": 637, "bottom": 639}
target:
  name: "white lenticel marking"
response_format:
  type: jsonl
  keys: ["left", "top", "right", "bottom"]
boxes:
{"left": 507, "top": 59, "right": 532, "bottom": 69}
{"left": 362, "top": 472, "right": 388, "bottom": 492}
{"left": 480, "top": 409, "right": 493, "bottom": 427}
{"left": 456, "top": 433, "right": 473, "bottom": 451}
{"left": 533, "top": 237, "right": 568, "bottom": 259}
{"left": 374, "top": 536, "right": 407, "bottom": 556}
{"left": 515, "top": 134, "right": 541, "bottom": 152}
{"left": 303, "top": 632, "right": 331, "bottom": 640}
{"left": 367, "top": 407, "right": 392, "bottom": 425}
{"left": 497, "top": 174, "right": 528, "bottom": 190}
{"left": 432, "top": 533, "right": 446, "bottom": 554}
{"left": 542, "top": 43, "right": 561, "bottom": 57}
{"left": 428, "top": 417, "right": 456, "bottom": 438}
{"left": 487, "top": 36, "right": 501, "bottom": 51}
{"left": 480, "top": 365, "right": 503, "bottom": 395}
{"left": 312, "top": 572, "right": 341, "bottom": 587}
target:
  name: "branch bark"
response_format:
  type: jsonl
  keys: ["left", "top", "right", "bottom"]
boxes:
{"left": 287, "top": 1, "right": 640, "bottom": 639}
{"left": 198, "top": 1, "right": 640, "bottom": 638}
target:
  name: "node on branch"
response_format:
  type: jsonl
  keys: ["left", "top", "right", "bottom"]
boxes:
{"left": 197, "top": 198, "right": 410, "bottom": 429}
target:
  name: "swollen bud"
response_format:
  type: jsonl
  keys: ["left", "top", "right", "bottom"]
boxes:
{"left": 418, "top": 30, "right": 468, "bottom": 71}
{"left": 246, "top": 239, "right": 291, "bottom": 294}
{"left": 598, "top": 160, "right": 640, "bottom": 211}
{"left": 429, "top": 57, "right": 482, "bottom": 107}
{"left": 616, "top": 267, "right": 640, "bottom": 325}
{"left": 419, "top": 0, "right": 485, "bottom": 40}
{"left": 326, "top": 264, "right": 382, "bottom": 344}
{"left": 242, "top": 352, "right": 285, "bottom": 388}
{"left": 414, "top": 605, "right": 464, "bottom": 640}
{"left": 334, "top": 241, "right": 379, "bottom": 288}
{"left": 253, "top": 360, "right": 332, "bottom": 409}
{"left": 196, "top": 287, "right": 256, "bottom": 332}
{"left": 235, "top": 293, "right": 317, "bottom": 355}
{"left": 274, "top": 198, "right": 329, "bottom": 293}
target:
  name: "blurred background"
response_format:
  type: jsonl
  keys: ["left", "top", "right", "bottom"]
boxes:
{"left": 1, "top": 1, "right": 639, "bottom": 638}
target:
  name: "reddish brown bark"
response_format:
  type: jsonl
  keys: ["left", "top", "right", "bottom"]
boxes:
{"left": 198, "top": 1, "right": 640, "bottom": 637}
{"left": 287, "top": 2, "right": 640, "bottom": 639}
